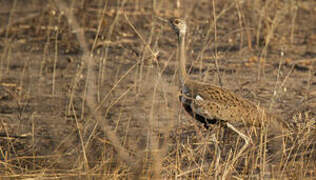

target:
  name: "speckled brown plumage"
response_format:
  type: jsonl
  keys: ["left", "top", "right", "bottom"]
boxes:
{"left": 182, "top": 79, "right": 270, "bottom": 126}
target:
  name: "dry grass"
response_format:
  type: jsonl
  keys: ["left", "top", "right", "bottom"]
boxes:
{"left": 0, "top": 0, "right": 315, "bottom": 179}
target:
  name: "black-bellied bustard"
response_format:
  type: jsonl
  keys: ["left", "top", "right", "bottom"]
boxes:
{"left": 167, "top": 18, "right": 291, "bottom": 165}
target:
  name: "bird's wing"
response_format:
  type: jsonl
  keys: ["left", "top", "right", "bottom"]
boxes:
{"left": 191, "top": 98, "right": 225, "bottom": 121}
{"left": 189, "top": 85, "right": 259, "bottom": 125}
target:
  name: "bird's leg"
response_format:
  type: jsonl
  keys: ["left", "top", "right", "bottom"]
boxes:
{"left": 223, "top": 122, "right": 252, "bottom": 178}
{"left": 226, "top": 122, "right": 251, "bottom": 159}
{"left": 210, "top": 131, "right": 221, "bottom": 167}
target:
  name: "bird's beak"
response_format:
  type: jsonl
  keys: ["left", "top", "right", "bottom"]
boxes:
{"left": 154, "top": 17, "right": 178, "bottom": 35}
{"left": 154, "top": 16, "right": 169, "bottom": 24}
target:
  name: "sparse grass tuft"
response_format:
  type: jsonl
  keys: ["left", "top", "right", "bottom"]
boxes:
{"left": 0, "top": 0, "right": 315, "bottom": 179}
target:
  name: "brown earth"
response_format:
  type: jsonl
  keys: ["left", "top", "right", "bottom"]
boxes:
{"left": 0, "top": 0, "right": 315, "bottom": 179}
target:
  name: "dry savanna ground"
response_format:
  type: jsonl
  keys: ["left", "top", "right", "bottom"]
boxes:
{"left": 0, "top": 0, "right": 315, "bottom": 179}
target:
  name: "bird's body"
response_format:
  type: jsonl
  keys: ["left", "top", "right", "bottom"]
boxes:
{"left": 180, "top": 79, "right": 266, "bottom": 128}
{"left": 179, "top": 78, "right": 290, "bottom": 134}
{"left": 167, "top": 18, "right": 290, "bottom": 165}
{"left": 169, "top": 18, "right": 276, "bottom": 129}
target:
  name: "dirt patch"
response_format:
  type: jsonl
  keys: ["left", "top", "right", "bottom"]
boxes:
{"left": 0, "top": 0, "right": 315, "bottom": 179}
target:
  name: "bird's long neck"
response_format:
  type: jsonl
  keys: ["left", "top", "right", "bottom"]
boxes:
{"left": 177, "top": 32, "right": 188, "bottom": 86}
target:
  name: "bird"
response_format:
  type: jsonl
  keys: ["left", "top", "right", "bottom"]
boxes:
{"left": 167, "top": 17, "right": 291, "bottom": 162}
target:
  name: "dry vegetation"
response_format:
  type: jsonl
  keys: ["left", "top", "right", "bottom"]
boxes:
{"left": 0, "top": 0, "right": 315, "bottom": 179}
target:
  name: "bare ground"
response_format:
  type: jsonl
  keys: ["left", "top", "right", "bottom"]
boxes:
{"left": 0, "top": 0, "right": 315, "bottom": 179}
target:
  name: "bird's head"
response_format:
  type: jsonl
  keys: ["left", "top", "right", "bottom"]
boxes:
{"left": 169, "top": 18, "right": 187, "bottom": 36}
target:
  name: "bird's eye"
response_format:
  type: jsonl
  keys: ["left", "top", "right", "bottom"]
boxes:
{"left": 174, "top": 19, "right": 180, "bottom": 24}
